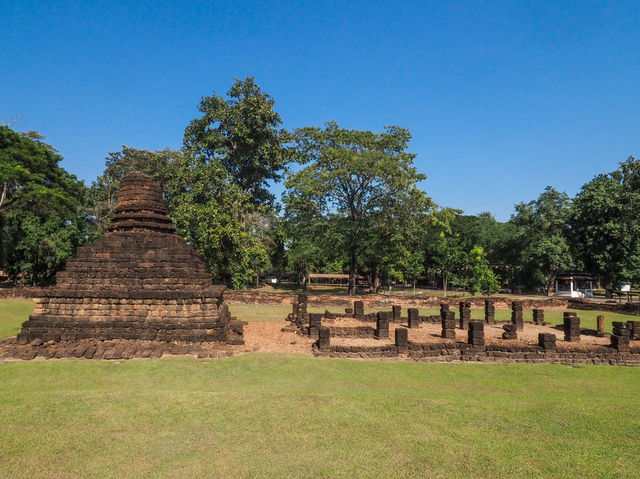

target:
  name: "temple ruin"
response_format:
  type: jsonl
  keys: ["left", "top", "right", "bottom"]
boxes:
{"left": 18, "top": 172, "right": 243, "bottom": 345}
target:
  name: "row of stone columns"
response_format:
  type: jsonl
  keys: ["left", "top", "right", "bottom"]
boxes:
{"left": 315, "top": 297, "right": 637, "bottom": 352}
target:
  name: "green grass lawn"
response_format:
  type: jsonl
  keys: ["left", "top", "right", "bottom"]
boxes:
{"left": 0, "top": 355, "right": 639, "bottom": 478}
{"left": 0, "top": 299, "right": 33, "bottom": 339}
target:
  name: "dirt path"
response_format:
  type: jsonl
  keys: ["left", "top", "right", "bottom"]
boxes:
{"left": 242, "top": 321, "right": 314, "bottom": 355}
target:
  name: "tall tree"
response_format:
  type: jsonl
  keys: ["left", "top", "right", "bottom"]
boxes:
{"left": 452, "top": 212, "right": 513, "bottom": 265}
{"left": 466, "top": 245, "right": 501, "bottom": 295}
{"left": 162, "top": 153, "right": 270, "bottom": 289}
{"left": 282, "top": 186, "right": 331, "bottom": 290}
{"left": 424, "top": 231, "right": 467, "bottom": 297}
{"left": 0, "top": 126, "right": 87, "bottom": 284}
{"left": 285, "top": 121, "right": 435, "bottom": 295}
{"left": 571, "top": 157, "right": 640, "bottom": 288}
{"left": 510, "top": 186, "right": 575, "bottom": 294}
{"left": 183, "top": 77, "right": 290, "bottom": 206}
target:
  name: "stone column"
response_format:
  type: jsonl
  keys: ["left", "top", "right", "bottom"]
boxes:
{"left": 459, "top": 301, "right": 471, "bottom": 330}
{"left": 538, "top": 333, "right": 556, "bottom": 350}
{"left": 440, "top": 303, "right": 451, "bottom": 328}
{"left": 502, "top": 324, "right": 517, "bottom": 339}
{"left": 392, "top": 305, "right": 402, "bottom": 323}
{"left": 511, "top": 301, "right": 523, "bottom": 331}
{"left": 533, "top": 309, "right": 545, "bottom": 325}
{"left": 318, "top": 326, "right": 330, "bottom": 350}
{"left": 308, "top": 313, "right": 322, "bottom": 339}
{"left": 484, "top": 300, "right": 495, "bottom": 324}
{"left": 596, "top": 315, "right": 605, "bottom": 337}
{"left": 441, "top": 311, "right": 456, "bottom": 339}
{"left": 468, "top": 320, "right": 484, "bottom": 347}
{"left": 563, "top": 312, "right": 580, "bottom": 342}
{"left": 408, "top": 308, "right": 420, "bottom": 328}
{"left": 354, "top": 301, "right": 364, "bottom": 318}
{"left": 375, "top": 312, "right": 390, "bottom": 339}
{"left": 627, "top": 321, "right": 640, "bottom": 340}
{"left": 611, "top": 322, "right": 630, "bottom": 351}
{"left": 395, "top": 327, "right": 408, "bottom": 354}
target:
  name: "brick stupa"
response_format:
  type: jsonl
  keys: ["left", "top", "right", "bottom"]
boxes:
{"left": 18, "top": 172, "right": 243, "bottom": 344}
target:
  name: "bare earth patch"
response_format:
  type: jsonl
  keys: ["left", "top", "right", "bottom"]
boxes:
{"left": 326, "top": 317, "right": 613, "bottom": 351}
{"left": 242, "top": 321, "right": 314, "bottom": 355}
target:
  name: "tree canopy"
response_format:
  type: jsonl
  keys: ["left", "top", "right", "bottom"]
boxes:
{"left": 0, "top": 126, "right": 88, "bottom": 284}
{"left": 571, "top": 157, "right": 640, "bottom": 287}
{"left": 284, "top": 121, "right": 435, "bottom": 295}
{"left": 510, "top": 186, "right": 575, "bottom": 293}
{"left": 4, "top": 79, "right": 640, "bottom": 294}
{"left": 183, "top": 77, "right": 290, "bottom": 207}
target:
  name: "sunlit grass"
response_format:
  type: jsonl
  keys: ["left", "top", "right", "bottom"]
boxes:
{"left": 0, "top": 299, "right": 33, "bottom": 338}
{"left": 0, "top": 355, "right": 638, "bottom": 478}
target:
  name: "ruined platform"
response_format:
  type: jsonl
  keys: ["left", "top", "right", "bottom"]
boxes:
{"left": 17, "top": 172, "right": 243, "bottom": 345}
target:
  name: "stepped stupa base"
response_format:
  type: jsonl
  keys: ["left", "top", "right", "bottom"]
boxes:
{"left": 18, "top": 172, "right": 243, "bottom": 345}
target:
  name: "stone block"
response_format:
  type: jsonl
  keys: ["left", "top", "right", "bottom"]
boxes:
{"left": 564, "top": 314, "right": 580, "bottom": 342}
{"left": 538, "top": 333, "right": 556, "bottom": 350}
{"left": 395, "top": 327, "right": 408, "bottom": 346}
{"left": 533, "top": 309, "right": 545, "bottom": 325}
{"left": 502, "top": 324, "right": 517, "bottom": 340}
{"left": 611, "top": 334, "right": 630, "bottom": 352}
{"left": 375, "top": 312, "right": 390, "bottom": 339}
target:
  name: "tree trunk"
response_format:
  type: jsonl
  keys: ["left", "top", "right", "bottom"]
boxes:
{"left": 443, "top": 273, "right": 448, "bottom": 298}
{"left": 0, "top": 182, "right": 7, "bottom": 209}
{"left": 348, "top": 250, "right": 357, "bottom": 296}
{"left": 365, "top": 273, "right": 373, "bottom": 293}
{"left": 545, "top": 273, "right": 556, "bottom": 296}
{"left": 255, "top": 272, "right": 260, "bottom": 289}
{"left": 373, "top": 271, "right": 381, "bottom": 293}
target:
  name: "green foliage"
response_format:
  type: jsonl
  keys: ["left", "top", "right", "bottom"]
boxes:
{"left": 424, "top": 229, "right": 467, "bottom": 296}
{"left": 466, "top": 245, "right": 501, "bottom": 295}
{"left": 285, "top": 121, "right": 435, "bottom": 294}
{"left": 282, "top": 189, "right": 328, "bottom": 288}
{"left": 0, "top": 126, "right": 87, "bottom": 284}
{"left": 85, "top": 78, "right": 290, "bottom": 289}
{"left": 571, "top": 157, "right": 640, "bottom": 287}
{"left": 162, "top": 154, "right": 270, "bottom": 289}
{"left": 184, "top": 77, "right": 290, "bottom": 206}
{"left": 510, "top": 186, "right": 575, "bottom": 292}
{"left": 87, "top": 145, "right": 271, "bottom": 289}
{"left": 452, "top": 212, "right": 518, "bottom": 267}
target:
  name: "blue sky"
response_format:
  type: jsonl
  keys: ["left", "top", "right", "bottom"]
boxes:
{"left": 2, "top": 0, "right": 639, "bottom": 220}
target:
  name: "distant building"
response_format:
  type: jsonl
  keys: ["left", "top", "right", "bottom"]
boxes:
{"left": 554, "top": 273, "right": 594, "bottom": 298}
